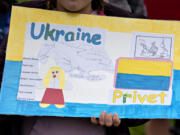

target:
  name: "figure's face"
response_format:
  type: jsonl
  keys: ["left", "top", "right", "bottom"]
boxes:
{"left": 51, "top": 70, "right": 59, "bottom": 79}
{"left": 56, "top": 0, "right": 93, "bottom": 14}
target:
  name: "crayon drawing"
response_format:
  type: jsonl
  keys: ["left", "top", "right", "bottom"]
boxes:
{"left": 40, "top": 66, "right": 65, "bottom": 108}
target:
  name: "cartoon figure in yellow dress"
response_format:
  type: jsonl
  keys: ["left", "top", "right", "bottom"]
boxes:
{"left": 40, "top": 66, "right": 65, "bottom": 108}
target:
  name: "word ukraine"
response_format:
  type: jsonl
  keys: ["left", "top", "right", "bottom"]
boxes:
{"left": 30, "top": 23, "right": 102, "bottom": 45}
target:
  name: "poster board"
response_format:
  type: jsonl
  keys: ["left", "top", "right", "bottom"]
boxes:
{"left": 1, "top": 6, "right": 180, "bottom": 118}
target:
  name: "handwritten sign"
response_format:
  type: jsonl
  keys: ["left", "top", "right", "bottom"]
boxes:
{"left": 1, "top": 6, "right": 180, "bottom": 118}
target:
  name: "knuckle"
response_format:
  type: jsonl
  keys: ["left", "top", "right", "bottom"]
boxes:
{"left": 99, "top": 121, "right": 105, "bottom": 126}
{"left": 106, "top": 122, "right": 113, "bottom": 127}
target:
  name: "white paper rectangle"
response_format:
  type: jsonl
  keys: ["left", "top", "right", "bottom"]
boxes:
{"left": 131, "top": 32, "right": 174, "bottom": 60}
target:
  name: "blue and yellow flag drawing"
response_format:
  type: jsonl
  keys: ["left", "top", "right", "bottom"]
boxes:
{"left": 115, "top": 58, "right": 172, "bottom": 91}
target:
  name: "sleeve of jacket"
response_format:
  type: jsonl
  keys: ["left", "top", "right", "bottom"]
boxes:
{"left": 106, "top": 119, "right": 149, "bottom": 135}
{"left": 127, "top": 0, "right": 147, "bottom": 17}
{"left": 0, "top": 115, "right": 8, "bottom": 124}
{"left": 120, "top": 118, "right": 149, "bottom": 127}
{"left": 0, "top": 35, "right": 8, "bottom": 122}
{"left": 104, "top": 2, "right": 146, "bottom": 19}
{"left": 0, "top": 34, "right": 8, "bottom": 88}
{"left": 14, "top": 0, "right": 47, "bottom": 9}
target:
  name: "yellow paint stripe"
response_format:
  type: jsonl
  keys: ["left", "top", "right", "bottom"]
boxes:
{"left": 117, "top": 59, "right": 172, "bottom": 76}
{"left": 5, "top": 6, "right": 180, "bottom": 70}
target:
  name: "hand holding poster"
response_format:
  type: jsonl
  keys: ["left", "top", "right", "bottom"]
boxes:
{"left": 0, "top": 6, "right": 180, "bottom": 118}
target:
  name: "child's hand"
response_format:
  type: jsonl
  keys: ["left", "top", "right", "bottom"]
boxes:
{"left": 91, "top": 111, "right": 121, "bottom": 127}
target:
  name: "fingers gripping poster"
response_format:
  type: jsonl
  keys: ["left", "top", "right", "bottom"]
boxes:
{"left": 1, "top": 6, "right": 180, "bottom": 118}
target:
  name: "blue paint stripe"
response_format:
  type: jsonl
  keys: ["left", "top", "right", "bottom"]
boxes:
{"left": 115, "top": 73, "right": 170, "bottom": 91}
{"left": 2, "top": 60, "right": 180, "bottom": 118}
{"left": 0, "top": 60, "right": 22, "bottom": 101}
